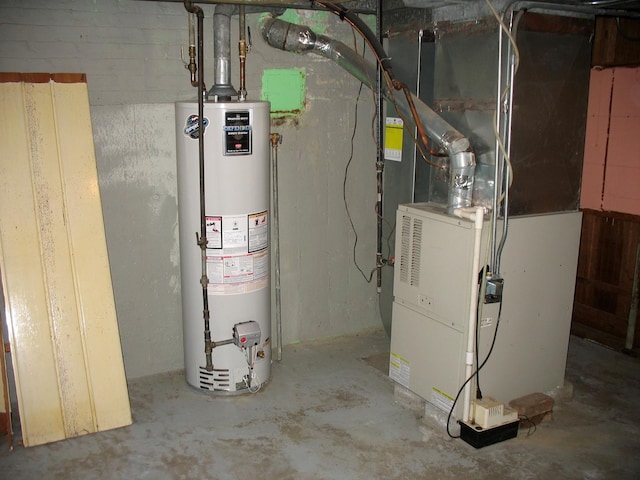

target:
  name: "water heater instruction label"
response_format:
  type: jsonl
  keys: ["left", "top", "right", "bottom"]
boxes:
{"left": 205, "top": 211, "right": 269, "bottom": 294}
{"left": 221, "top": 215, "right": 248, "bottom": 254}
{"left": 206, "top": 251, "right": 268, "bottom": 294}
{"left": 248, "top": 211, "right": 268, "bottom": 252}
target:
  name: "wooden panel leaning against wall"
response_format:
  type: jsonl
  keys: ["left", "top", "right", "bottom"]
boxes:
{"left": 572, "top": 16, "right": 640, "bottom": 355}
{"left": 573, "top": 211, "right": 640, "bottom": 354}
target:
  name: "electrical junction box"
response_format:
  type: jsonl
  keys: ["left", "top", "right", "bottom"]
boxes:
{"left": 233, "top": 321, "right": 261, "bottom": 349}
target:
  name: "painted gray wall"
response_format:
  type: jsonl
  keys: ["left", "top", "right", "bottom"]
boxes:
{"left": 0, "top": 0, "right": 380, "bottom": 379}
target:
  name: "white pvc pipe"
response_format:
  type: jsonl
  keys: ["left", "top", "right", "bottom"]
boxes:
{"left": 453, "top": 206, "right": 485, "bottom": 422}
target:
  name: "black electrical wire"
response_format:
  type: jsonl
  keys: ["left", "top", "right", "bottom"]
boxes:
{"left": 446, "top": 300, "right": 504, "bottom": 439}
{"left": 475, "top": 283, "right": 483, "bottom": 401}
{"left": 343, "top": 37, "right": 375, "bottom": 283}
{"left": 343, "top": 82, "right": 375, "bottom": 283}
{"left": 519, "top": 414, "right": 537, "bottom": 437}
{"left": 313, "top": 1, "right": 392, "bottom": 75}
{"left": 616, "top": 16, "right": 640, "bottom": 41}
{"left": 314, "top": 0, "right": 447, "bottom": 169}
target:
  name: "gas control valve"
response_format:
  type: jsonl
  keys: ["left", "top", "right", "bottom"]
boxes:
{"left": 233, "top": 321, "right": 261, "bottom": 349}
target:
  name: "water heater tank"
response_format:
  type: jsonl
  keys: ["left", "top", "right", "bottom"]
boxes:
{"left": 175, "top": 100, "right": 271, "bottom": 394}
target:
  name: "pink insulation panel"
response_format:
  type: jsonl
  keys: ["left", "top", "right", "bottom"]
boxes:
{"left": 581, "top": 67, "right": 640, "bottom": 215}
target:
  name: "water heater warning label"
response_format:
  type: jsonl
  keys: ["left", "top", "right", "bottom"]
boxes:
{"left": 248, "top": 211, "right": 268, "bottom": 252}
{"left": 207, "top": 212, "right": 268, "bottom": 255}
{"left": 205, "top": 211, "right": 269, "bottom": 294}
{"left": 206, "top": 216, "right": 222, "bottom": 249}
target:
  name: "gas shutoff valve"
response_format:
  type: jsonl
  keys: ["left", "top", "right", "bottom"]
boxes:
{"left": 233, "top": 321, "right": 261, "bottom": 349}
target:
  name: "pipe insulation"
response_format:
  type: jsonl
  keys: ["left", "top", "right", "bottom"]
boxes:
{"left": 260, "top": 15, "right": 477, "bottom": 211}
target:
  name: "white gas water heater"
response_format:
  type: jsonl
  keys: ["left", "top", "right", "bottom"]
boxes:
{"left": 175, "top": 2, "right": 273, "bottom": 394}
{"left": 176, "top": 99, "right": 272, "bottom": 394}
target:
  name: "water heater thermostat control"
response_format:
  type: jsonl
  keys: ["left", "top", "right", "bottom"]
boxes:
{"left": 233, "top": 321, "right": 261, "bottom": 349}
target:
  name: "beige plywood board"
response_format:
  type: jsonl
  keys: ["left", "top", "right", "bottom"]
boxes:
{"left": 0, "top": 78, "right": 131, "bottom": 447}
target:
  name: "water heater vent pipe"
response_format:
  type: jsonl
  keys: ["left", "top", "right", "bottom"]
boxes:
{"left": 210, "top": 4, "right": 238, "bottom": 100}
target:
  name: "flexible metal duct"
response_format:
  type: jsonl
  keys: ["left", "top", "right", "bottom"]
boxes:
{"left": 260, "top": 15, "right": 476, "bottom": 211}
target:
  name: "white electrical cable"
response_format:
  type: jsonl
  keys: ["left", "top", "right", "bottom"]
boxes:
{"left": 485, "top": 0, "right": 521, "bottom": 195}
{"left": 244, "top": 347, "right": 262, "bottom": 393}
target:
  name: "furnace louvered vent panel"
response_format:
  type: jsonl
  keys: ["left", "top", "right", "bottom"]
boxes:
{"left": 399, "top": 215, "right": 411, "bottom": 284}
{"left": 410, "top": 218, "right": 422, "bottom": 287}
{"left": 398, "top": 214, "right": 422, "bottom": 287}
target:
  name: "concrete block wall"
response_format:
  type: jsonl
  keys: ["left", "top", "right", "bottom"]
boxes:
{"left": 0, "top": 0, "right": 380, "bottom": 378}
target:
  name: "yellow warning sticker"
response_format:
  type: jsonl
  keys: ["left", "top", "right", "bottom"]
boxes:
{"left": 384, "top": 117, "right": 404, "bottom": 162}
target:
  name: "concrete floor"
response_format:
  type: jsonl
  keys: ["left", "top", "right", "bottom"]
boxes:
{"left": 1, "top": 328, "right": 639, "bottom": 479}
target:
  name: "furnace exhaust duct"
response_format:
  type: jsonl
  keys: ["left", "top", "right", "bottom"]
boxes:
{"left": 260, "top": 15, "right": 477, "bottom": 213}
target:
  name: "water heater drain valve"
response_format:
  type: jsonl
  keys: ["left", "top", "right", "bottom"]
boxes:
{"left": 233, "top": 321, "right": 261, "bottom": 349}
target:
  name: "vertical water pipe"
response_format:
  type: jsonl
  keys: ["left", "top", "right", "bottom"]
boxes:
{"left": 375, "top": 0, "right": 384, "bottom": 293}
{"left": 271, "top": 133, "right": 283, "bottom": 361}
{"left": 183, "top": 0, "right": 213, "bottom": 371}
{"left": 238, "top": 5, "right": 248, "bottom": 101}
{"left": 187, "top": 12, "right": 197, "bottom": 86}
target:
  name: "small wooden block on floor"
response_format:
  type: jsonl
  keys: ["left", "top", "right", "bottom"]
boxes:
{"left": 509, "top": 392, "right": 554, "bottom": 426}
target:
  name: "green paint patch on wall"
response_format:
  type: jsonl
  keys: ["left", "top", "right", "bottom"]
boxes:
{"left": 362, "top": 14, "right": 376, "bottom": 33}
{"left": 261, "top": 68, "right": 306, "bottom": 118}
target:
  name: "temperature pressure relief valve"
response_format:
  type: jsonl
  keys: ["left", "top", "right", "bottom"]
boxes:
{"left": 233, "top": 321, "right": 261, "bottom": 349}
